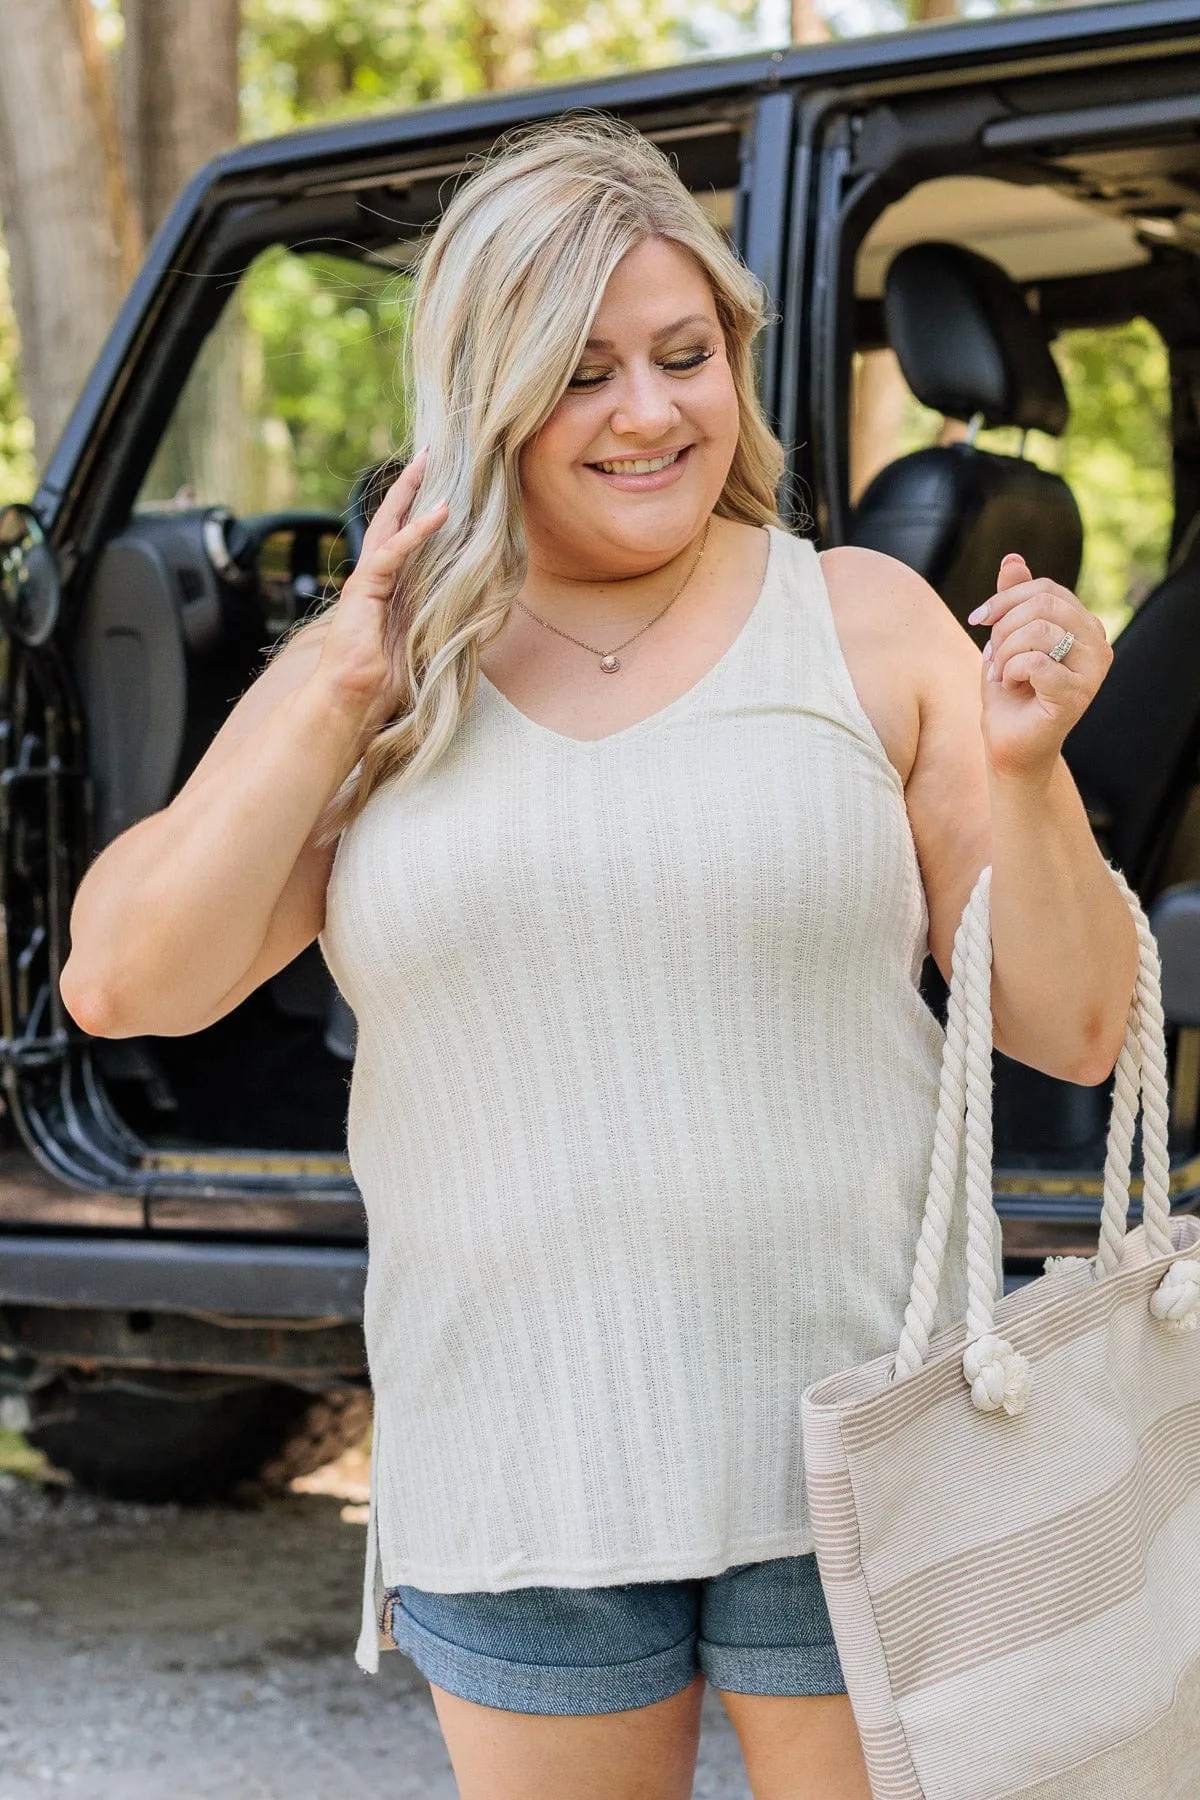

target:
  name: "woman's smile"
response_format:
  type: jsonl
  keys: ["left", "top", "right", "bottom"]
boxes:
{"left": 586, "top": 443, "right": 694, "bottom": 491}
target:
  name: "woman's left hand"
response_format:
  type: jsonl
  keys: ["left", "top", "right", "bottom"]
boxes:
{"left": 967, "top": 552, "right": 1112, "bottom": 784}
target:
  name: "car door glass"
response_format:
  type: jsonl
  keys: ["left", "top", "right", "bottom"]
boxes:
{"left": 138, "top": 246, "right": 412, "bottom": 518}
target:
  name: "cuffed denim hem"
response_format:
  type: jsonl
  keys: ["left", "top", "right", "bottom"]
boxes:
{"left": 387, "top": 1598, "right": 700, "bottom": 1715}
{"left": 699, "top": 1640, "right": 846, "bottom": 1696}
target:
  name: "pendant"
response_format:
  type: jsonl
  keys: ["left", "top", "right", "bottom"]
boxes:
{"left": 599, "top": 653, "right": 620, "bottom": 673}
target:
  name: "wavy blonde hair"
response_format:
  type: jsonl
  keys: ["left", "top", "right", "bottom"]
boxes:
{"left": 316, "top": 112, "right": 786, "bottom": 833}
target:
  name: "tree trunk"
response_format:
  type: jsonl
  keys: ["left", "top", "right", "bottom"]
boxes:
{"left": 463, "top": 1, "right": 542, "bottom": 92}
{"left": 120, "top": 0, "right": 242, "bottom": 507}
{"left": 0, "top": 0, "right": 139, "bottom": 463}
{"left": 120, "top": 0, "right": 240, "bottom": 241}
{"left": 850, "top": 349, "right": 911, "bottom": 507}
{"left": 791, "top": 0, "right": 830, "bottom": 44}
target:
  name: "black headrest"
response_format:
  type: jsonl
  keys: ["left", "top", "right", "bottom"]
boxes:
{"left": 883, "top": 242, "right": 1068, "bottom": 437}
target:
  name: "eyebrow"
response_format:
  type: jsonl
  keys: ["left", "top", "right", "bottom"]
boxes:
{"left": 583, "top": 313, "right": 715, "bottom": 352}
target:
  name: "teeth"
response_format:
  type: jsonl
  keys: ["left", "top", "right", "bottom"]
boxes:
{"left": 595, "top": 451, "right": 681, "bottom": 474}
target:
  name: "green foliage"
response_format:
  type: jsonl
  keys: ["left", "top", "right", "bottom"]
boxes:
{"left": 1051, "top": 319, "right": 1173, "bottom": 638}
{"left": 242, "top": 249, "right": 412, "bottom": 506}
{"left": 239, "top": 0, "right": 718, "bottom": 141}
{"left": 139, "top": 249, "right": 413, "bottom": 513}
{"left": 0, "top": 237, "right": 36, "bottom": 506}
{"left": 0, "top": 1426, "right": 55, "bottom": 1482}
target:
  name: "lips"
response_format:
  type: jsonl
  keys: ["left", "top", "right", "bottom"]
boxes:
{"left": 585, "top": 445, "right": 694, "bottom": 490}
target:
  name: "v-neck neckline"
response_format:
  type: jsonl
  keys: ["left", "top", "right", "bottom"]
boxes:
{"left": 476, "top": 525, "right": 780, "bottom": 751}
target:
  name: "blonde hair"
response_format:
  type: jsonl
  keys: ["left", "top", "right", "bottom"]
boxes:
{"left": 317, "top": 112, "right": 786, "bottom": 833}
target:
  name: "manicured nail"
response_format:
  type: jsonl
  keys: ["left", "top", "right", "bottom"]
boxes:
{"left": 414, "top": 443, "right": 430, "bottom": 462}
{"left": 982, "top": 638, "right": 993, "bottom": 662}
{"left": 967, "top": 600, "right": 991, "bottom": 624}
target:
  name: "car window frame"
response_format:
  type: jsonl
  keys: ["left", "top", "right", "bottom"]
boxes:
{"left": 791, "top": 57, "right": 1200, "bottom": 555}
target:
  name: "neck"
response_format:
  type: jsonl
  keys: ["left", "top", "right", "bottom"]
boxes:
{"left": 519, "top": 520, "right": 713, "bottom": 629}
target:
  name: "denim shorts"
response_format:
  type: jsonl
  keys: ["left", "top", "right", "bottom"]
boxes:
{"left": 381, "top": 1552, "right": 845, "bottom": 1715}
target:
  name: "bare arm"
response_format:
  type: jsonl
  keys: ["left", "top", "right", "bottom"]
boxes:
{"left": 60, "top": 452, "right": 447, "bottom": 1039}
{"left": 822, "top": 545, "right": 1136, "bottom": 1087}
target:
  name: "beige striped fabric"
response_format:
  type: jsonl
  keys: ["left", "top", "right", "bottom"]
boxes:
{"left": 800, "top": 864, "right": 1200, "bottom": 1800}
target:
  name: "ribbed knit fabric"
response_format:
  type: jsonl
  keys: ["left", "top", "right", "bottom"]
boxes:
{"left": 320, "top": 525, "right": 986, "bottom": 1674}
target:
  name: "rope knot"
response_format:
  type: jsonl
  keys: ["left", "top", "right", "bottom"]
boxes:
{"left": 963, "top": 1335, "right": 1032, "bottom": 1416}
{"left": 1149, "top": 1258, "right": 1200, "bottom": 1333}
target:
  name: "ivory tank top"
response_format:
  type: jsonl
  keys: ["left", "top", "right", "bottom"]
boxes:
{"left": 320, "top": 525, "right": 987, "bottom": 1673}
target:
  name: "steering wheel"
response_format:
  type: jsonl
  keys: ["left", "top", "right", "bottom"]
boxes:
{"left": 203, "top": 507, "right": 349, "bottom": 629}
{"left": 202, "top": 461, "right": 410, "bottom": 631}
{"left": 343, "top": 457, "right": 408, "bottom": 567}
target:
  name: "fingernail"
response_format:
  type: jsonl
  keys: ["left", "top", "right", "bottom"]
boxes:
{"left": 967, "top": 601, "right": 991, "bottom": 624}
{"left": 982, "top": 638, "right": 993, "bottom": 662}
{"left": 414, "top": 443, "right": 430, "bottom": 461}
{"left": 987, "top": 663, "right": 998, "bottom": 681}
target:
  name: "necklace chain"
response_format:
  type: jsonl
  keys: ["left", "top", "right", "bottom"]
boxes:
{"left": 513, "top": 518, "right": 711, "bottom": 674}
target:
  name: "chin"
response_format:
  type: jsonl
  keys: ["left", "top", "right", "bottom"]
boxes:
{"left": 586, "top": 519, "right": 697, "bottom": 568}
{"left": 594, "top": 497, "right": 709, "bottom": 544}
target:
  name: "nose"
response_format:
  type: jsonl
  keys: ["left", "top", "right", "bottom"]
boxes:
{"left": 608, "top": 362, "right": 680, "bottom": 441}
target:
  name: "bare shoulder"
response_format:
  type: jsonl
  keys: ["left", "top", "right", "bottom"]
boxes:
{"left": 817, "top": 545, "right": 965, "bottom": 649}
{"left": 820, "top": 546, "right": 992, "bottom": 981}
{"left": 813, "top": 544, "right": 971, "bottom": 786}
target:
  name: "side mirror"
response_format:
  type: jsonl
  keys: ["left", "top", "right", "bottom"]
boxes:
{"left": 0, "top": 503, "right": 61, "bottom": 647}
{"left": 1148, "top": 883, "right": 1200, "bottom": 1026}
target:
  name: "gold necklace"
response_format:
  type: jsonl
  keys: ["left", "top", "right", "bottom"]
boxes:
{"left": 514, "top": 518, "right": 711, "bottom": 674}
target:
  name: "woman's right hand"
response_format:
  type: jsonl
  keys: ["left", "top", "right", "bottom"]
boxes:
{"left": 314, "top": 445, "right": 449, "bottom": 733}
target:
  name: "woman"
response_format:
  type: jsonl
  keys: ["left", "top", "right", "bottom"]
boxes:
{"left": 61, "top": 118, "right": 1136, "bottom": 1800}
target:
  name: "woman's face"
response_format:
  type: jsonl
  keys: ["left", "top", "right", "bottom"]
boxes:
{"left": 519, "top": 236, "right": 741, "bottom": 581}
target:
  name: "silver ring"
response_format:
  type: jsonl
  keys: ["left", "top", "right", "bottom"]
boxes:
{"left": 1048, "top": 630, "right": 1075, "bottom": 664}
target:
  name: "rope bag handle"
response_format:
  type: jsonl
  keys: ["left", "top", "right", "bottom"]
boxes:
{"left": 892, "top": 863, "right": 1176, "bottom": 1397}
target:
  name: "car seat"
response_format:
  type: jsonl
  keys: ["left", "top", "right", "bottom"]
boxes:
{"left": 993, "top": 512, "right": 1200, "bottom": 1168}
{"left": 1062, "top": 522, "right": 1200, "bottom": 890}
{"left": 849, "top": 240, "right": 1083, "bottom": 628}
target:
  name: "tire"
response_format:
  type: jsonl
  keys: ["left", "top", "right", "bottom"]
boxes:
{"left": 26, "top": 1372, "right": 371, "bottom": 1504}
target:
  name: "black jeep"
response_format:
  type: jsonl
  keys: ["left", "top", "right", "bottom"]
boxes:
{"left": 3, "top": 0, "right": 1200, "bottom": 1502}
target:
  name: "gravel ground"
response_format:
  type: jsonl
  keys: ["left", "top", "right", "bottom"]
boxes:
{"left": 0, "top": 1456, "right": 753, "bottom": 1799}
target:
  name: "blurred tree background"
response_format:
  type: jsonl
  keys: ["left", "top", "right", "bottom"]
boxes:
{"left": 0, "top": 0, "right": 1177, "bottom": 634}
{"left": 0, "top": 238, "right": 34, "bottom": 506}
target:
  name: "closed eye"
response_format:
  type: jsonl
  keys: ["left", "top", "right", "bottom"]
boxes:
{"left": 662, "top": 347, "right": 716, "bottom": 375}
{"left": 566, "top": 346, "right": 716, "bottom": 392}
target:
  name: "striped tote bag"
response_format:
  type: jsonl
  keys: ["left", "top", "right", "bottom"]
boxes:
{"left": 800, "top": 862, "right": 1200, "bottom": 1800}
